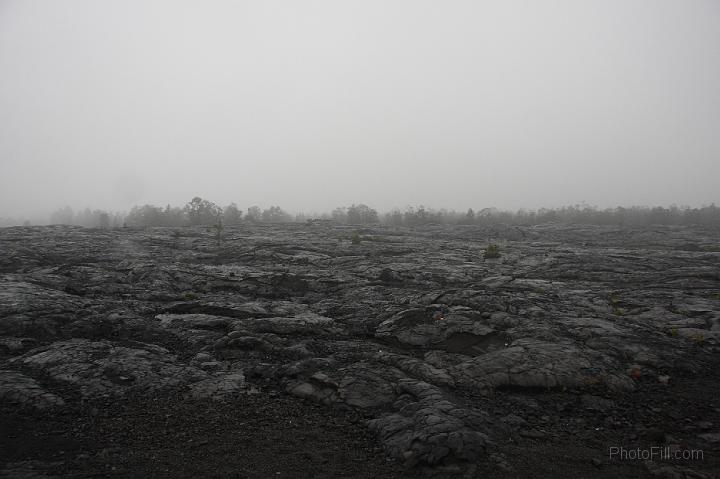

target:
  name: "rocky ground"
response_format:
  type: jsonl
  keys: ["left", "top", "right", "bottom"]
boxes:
{"left": 1, "top": 222, "right": 719, "bottom": 478}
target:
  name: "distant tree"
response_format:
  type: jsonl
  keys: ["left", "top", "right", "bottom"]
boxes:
{"left": 331, "top": 207, "right": 347, "bottom": 223}
{"left": 223, "top": 203, "right": 243, "bottom": 225}
{"left": 459, "top": 208, "right": 475, "bottom": 225}
{"left": 383, "top": 209, "right": 404, "bottom": 226}
{"left": 74, "top": 208, "right": 92, "bottom": 227}
{"left": 160, "top": 205, "right": 186, "bottom": 226}
{"left": 98, "top": 212, "right": 110, "bottom": 229}
{"left": 126, "top": 204, "right": 163, "bottom": 228}
{"left": 261, "top": 205, "right": 292, "bottom": 223}
{"left": 50, "top": 206, "right": 74, "bottom": 225}
{"left": 185, "top": 197, "right": 222, "bottom": 226}
{"left": 649, "top": 206, "right": 672, "bottom": 225}
{"left": 58, "top": 208, "right": 113, "bottom": 228}
{"left": 403, "top": 206, "right": 431, "bottom": 226}
{"left": 346, "top": 204, "right": 378, "bottom": 224}
{"left": 110, "top": 212, "right": 125, "bottom": 228}
{"left": 246, "top": 205, "right": 262, "bottom": 223}
{"left": 38, "top": 200, "right": 720, "bottom": 230}
{"left": 515, "top": 209, "right": 536, "bottom": 225}
{"left": 537, "top": 208, "right": 558, "bottom": 223}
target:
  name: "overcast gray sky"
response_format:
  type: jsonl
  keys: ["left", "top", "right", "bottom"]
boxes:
{"left": 1, "top": 0, "right": 718, "bottom": 218}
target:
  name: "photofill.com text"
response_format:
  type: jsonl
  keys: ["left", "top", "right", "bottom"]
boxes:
{"left": 609, "top": 446, "right": 704, "bottom": 461}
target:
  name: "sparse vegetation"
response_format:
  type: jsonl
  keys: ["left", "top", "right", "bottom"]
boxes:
{"left": 351, "top": 232, "right": 362, "bottom": 245}
{"left": 609, "top": 294, "right": 624, "bottom": 315}
{"left": 14, "top": 202, "right": 719, "bottom": 229}
{"left": 483, "top": 244, "right": 501, "bottom": 259}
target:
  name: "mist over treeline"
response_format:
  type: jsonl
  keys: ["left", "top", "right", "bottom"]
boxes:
{"left": 2, "top": 197, "right": 720, "bottom": 228}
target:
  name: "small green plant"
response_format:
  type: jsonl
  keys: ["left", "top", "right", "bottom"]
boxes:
{"left": 693, "top": 333, "right": 705, "bottom": 343}
{"left": 714, "top": 292, "right": 720, "bottom": 300}
{"left": 351, "top": 232, "right": 362, "bottom": 245}
{"left": 669, "top": 328, "right": 678, "bottom": 338}
{"left": 483, "top": 244, "right": 501, "bottom": 259}
{"left": 184, "top": 292, "right": 197, "bottom": 300}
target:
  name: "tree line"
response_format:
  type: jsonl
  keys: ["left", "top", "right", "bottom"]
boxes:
{"left": 3, "top": 199, "right": 719, "bottom": 228}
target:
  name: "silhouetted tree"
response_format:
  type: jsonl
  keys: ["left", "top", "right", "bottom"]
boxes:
{"left": 346, "top": 204, "right": 378, "bottom": 224}
{"left": 223, "top": 203, "right": 243, "bottom": 225}
{"left": 261, "top": 206, "right": 292, "bottom": 223}
{"left": 185, "top": 197, "right": 222, "bottom": 226}
{"left": 126, "top": 205, "right": 164, "bottom": 227}
{"left": 246, "top": 206, "right": 261, "bottom": 222}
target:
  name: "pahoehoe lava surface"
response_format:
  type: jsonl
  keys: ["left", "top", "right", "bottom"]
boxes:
{"left": 1, "top": 223, "right": 719, "bottom": 478}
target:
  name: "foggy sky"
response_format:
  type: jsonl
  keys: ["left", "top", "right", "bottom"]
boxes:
{"left": 1, "top": 0, "right": 718, "bottom": 219}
